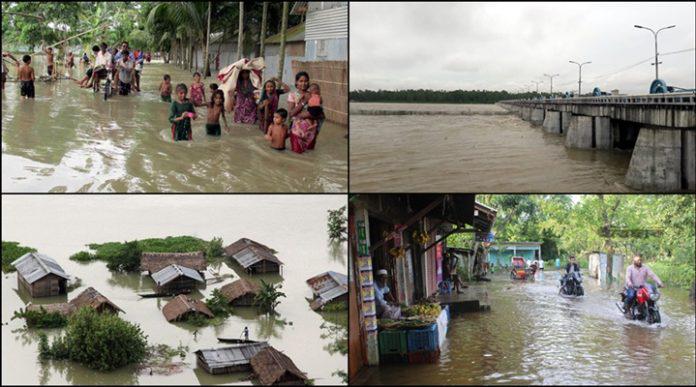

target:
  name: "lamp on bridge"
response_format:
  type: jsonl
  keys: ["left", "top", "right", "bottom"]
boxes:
{"left": 634, "top": 24, "right": 676, "bottom": 80}
{"left": 569, "top": 60, "right": 591, "bottom": 96}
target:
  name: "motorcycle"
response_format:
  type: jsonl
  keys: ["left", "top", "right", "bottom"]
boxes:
{"left": 616, "top": 285, "right": 662, "bottom": 324}
{"left": 559, "top": 270, "right": 584, "bottom": 297}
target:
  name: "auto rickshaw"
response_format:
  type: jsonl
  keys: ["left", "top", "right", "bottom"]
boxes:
{"left": 510, "top": 256, "right": 528, "bottom": 280}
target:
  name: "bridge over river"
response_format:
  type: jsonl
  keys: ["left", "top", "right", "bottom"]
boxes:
{"left": 499, "top": 92, "right": 696, "bottom": 191}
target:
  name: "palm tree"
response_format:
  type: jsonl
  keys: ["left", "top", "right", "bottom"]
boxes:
{"left": 203, "top": 1, "right": 212, "bottom": 77}
{"left": 254, "top": 280, "right": 286, "bottom": 313}
{"left": 277, "top": 1, "right": 289, "bottom": 79}
{"left": 236, "top": 1, "right": 244, "bottom": 61}
{"left": 259, "top": 2, "right": 268, "bottom": 58}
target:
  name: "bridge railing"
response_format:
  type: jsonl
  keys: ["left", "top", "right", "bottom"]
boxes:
{"left": 498, "top": 92, "right": 695, "bottom": 107}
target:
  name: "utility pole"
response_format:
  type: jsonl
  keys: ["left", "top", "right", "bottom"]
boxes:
{"left": 531, "top": 80, "right": 543, "bottom": 93}
{"left": 634, "top": 24, "right": 676, "bottom": 80}
{"left": 543, "top": 73, "right": 559, "bottom": 94}
{"left": 569, "top": 60, "right": 591, "bottom": 96}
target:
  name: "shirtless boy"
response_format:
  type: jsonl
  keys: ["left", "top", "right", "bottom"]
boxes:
{"left": 264, "top": 108, "right": 289, "bottom": 151}
{"left": 206, "top": 89, "right": 230, "bottom": 136}
{"left": 44, "top": 47, "right": 55, "bottom": 79}
{"left": 18, "top": 55, "right": 35, "bottom": 99}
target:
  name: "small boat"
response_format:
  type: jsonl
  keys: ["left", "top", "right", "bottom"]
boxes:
{"left": 138, "top": 289, "right": 192, "bottom": 298}
{"left": 216, "top": 337, "right": 261, "bottom": 344}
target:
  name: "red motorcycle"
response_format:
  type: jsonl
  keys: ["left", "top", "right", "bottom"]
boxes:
{"left": 617, "top": 285, "right": 662, "bottom": 324}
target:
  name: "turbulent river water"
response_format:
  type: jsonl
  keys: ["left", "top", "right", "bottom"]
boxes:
{"left": 361, "top": 270, "right": 695, "bottom": 385}
{"left": 1, "top": 195, "right": 347, "bottom": 385}
{"left": 2, "top": 58, "right": 347, "bottom": 192}
{"left": 350, "top": 103, "right": 634, "bottom": 192}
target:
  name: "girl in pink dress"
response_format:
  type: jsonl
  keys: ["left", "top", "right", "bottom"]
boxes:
{"left": 189, "top": 72, "right": 206, "bottom": 106}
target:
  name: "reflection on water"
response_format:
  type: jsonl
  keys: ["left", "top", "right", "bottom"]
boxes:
{"left": 1, "top": 195, "right": 347, "bottom": 385}
{"left": 362, "top": 271, "right": 695, "bottom": 385}
{"left": 350, "top": 103, "right": 634, "bottom": 192}
{"left": 2, "top": 59, "right": 347, "bottom": 192}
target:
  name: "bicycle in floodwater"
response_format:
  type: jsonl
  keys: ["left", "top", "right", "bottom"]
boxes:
{"left": 92, "top": 66, "right": 113, "bottom": 101}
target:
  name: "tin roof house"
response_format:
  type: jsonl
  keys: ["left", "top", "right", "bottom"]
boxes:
{"left": 195, "top": 342, "right": 270, "bottom": 375}
{"left": 225, "top": 239, "right": 283, "bottom": 274}
{"left": 220, "top": 278, "right": 261, "bottom": 307}
{"left": 306, "top": 271, "right": 348, "bottom": 310}
{"left": 151, "top": 264, "right": 205, "bottom": 295}
{"left": 12, "top": 252, "right": 69, "bottom": 298}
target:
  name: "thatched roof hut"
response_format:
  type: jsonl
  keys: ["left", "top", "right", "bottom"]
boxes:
{"left": 162, "top": 295, "right": 214, "bottom": 322}
{"left": 140, "top": 251, "right": 207, "bottom": 273}
{"left": 26, "top": 302, "right": 74, "bottom": 316}
{"left": 250, "top": 346, "right": 308, "bottom": 385}
{"left": 219, "top": 278, "right": 261, "bottom": 306}
{"left": 225, "top": 239, "right": 283, "bottom": 274}
{"left": 69, "top": 287, "right": 123, "bottom": 314}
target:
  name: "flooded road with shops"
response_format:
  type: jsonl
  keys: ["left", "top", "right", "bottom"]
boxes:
{"left": 1, "top": 195, "right": 347, "bottom": 385}
{"left": 362, "top": 271, "right": 695, "bottom": 385}
{"left": 2, "top": 58, "right": 347, "bottom": 192}
{"left": 350, "top": 103, "right": 633, "bottom": 192}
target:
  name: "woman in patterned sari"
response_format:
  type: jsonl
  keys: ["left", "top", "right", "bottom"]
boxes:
{"left": 287, "top": 71, "right": 323, "bottom": 154}
{"left": 232, "top": 70, "right": 257, "bottom": 124}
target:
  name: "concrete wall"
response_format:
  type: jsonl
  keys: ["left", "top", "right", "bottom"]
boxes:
{"left": 292, "top": 59, "right": 347, "bottom": 125}
{"left": 543, "top": 110, "right": 561, "bottom": 134}
{"left": 625, "top": 128, "right": 682, "bottom": 191}
{"left": 594, "top": 117, "right": 612, "bottom": 149}
{"left": 565, "top": 115, "right": 594, "bottom": 149}
{"left": 684, "top": 130, "right": 696, "bottom": 190}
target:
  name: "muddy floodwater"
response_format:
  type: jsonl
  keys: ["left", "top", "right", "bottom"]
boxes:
{"left": 2, "top": 58, "right": 347, "bottom": 192}
{"left": 1, "top": 195, "right": 347, "bottom": 385}
{"left": 361, "top": 271, "right": 695, "bottom": 385}
{"left": 350, "top": 103, "right": 634, "bottom": 192}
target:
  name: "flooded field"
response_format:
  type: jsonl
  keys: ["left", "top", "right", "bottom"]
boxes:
{"left": 1, "top": 195, "right": 347, "bottom": 385}
{"left": 360, "top": 271, "right": 695, "bottom": 385}
{"left": 2, "top": 58, "right": 347, "bottom": 192}
{"left": 350, "top": 103, "right": 634, "bottom": 192}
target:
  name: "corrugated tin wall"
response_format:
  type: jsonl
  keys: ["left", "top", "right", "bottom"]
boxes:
{"left": 305, "top": 6, "right": 348, "bottom": 40}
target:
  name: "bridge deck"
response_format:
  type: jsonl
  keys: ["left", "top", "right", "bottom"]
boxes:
{"left": 500, "top": 92, "right": 695, "bottom": 107}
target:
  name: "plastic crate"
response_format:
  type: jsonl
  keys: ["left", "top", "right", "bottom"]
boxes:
{"left": 407, "top": 349, "right": 441, "bottom": 364}
{"left": 406, "top": 323, "right": 438, "bottom": 352}
{"left": 380, "top": 353, "right": 408, "bottom": 364}
{"left": 379, "top": 329, "right": 408, "bottom": 355}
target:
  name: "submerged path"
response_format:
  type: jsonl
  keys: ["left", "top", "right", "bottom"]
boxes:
{"left": 2, "top": 62, "right": 347, "bottom": 192}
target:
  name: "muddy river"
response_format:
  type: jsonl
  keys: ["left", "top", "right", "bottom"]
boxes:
{"left": 1, "top": 58, "right": 347, "bottom": 192}
{"left": 350, "top": 103, "right": 634, "bottom": 192}
{"left": 360, "top": 270, "right": 695, "bottom": 385}
{"left": 1, "top": 195, "right": 347, "bottom": 385}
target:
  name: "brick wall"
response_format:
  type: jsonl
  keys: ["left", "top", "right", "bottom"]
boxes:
{"left": 291, "top": 60, "right": 347, "bottom": 126}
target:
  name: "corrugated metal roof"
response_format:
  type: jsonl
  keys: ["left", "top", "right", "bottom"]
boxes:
{"left": 306, "top": 271, "right": 348, "bottom": 303}
{"left": 305, "top": 6, "right": 347, "bottom": 41}
{"left": 195, "top": 343, "right": 269, "bottom": 369}
{"left": 11, "top": 252, "right": 69, "bottom": 284}
{"left": 264, "top": 23, "right": 305, "bottom": 44}
{"left": 151, "top": 264, "right": 204, "bottom": 286}
{"left": 232, "top": 245, "right": 283, "bottom": 269}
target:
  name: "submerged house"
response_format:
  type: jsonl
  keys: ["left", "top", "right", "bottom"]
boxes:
{"left": 219, "top": 278, "right": 261, "bottom": 306}
{"left": 27, "top": 287, "right": 123, "bottom": 316}
{"left": 225, "top": 239, "right": 283, "bottom": 274}
{"left": 162, "top": 294, "right": 214, "bottom": 322}
{"left": 250, "top": 346, "right": 308, "bottom": 385}
{"left": 306, "top": 271, "right": 348, "bottom": 310}
{"left": 195, "top": 342, "right": 270, "bottom": 374}
{"left": 140, "top": 251, "right": 207, "bottom": 275}
{"left": 12, "top": 252, "right": 69, "bottom": 298}
{"left": 151, "top": 264, "right": 205, "bottom": 294}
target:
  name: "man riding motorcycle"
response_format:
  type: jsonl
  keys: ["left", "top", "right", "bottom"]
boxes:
{"left": 622, "top": 254, "right": 663, "bottom": 315}
{"left": 560, "top": 255, "right": 583, "bottom": 296}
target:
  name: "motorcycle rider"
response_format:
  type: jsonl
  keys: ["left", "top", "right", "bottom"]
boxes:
{"left": 561, "top": 255, "right": 580, "bottom": 289}
{"left": 623, "top": 254, "right": 663, "bottom": 313}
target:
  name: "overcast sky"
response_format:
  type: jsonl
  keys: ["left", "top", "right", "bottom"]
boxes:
{"left": 350, "top": 2, "right": 695, "bottom": 95}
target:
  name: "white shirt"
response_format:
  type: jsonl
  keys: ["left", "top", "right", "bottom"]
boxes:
{"left": 539, "top": 259, "right": 544, "bottom": 269}
{"left": 95, "top": 51, "right": 112, "bottom": 68}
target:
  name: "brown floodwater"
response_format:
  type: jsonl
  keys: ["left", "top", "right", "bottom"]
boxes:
{"left": 1, "top": 58, "right": 347, "bottom": 192}
{"left": 1, "top": 195, "right": 347, "bottom": 385}
{"left": 359, "top": 271, "right": 695, "bottom": 385}
{"left": 350, "top": 103, "right": 634, "bottom": 192}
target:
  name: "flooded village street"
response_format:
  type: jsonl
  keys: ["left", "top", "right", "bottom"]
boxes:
{"left": 350, "top": 103, "right": 634, "bottom": 192}
{"left": 1, "top": 195, "right": 347, "bottom": 385}
{"left": 2, "top": 59, "right": 348, "bottom": 193}
{"left": 359, "top": 271, "right": 696, "bottom": 385}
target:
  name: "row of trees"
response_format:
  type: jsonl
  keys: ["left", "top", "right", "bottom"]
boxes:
{"left": 350, "top": 89, "right": 551, "bottom": 104}
{"left": 2, "top": 2, "right": 301, "bottom": 78}
{"left": 448, "top": 195, "right": 695, "bottom": 287}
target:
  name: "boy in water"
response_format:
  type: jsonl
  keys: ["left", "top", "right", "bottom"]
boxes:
{"left": 206, "top": 89, "right": 230, "bottom": 136}
{"left": 159, "top": 74, "right": 172, "bottom": 102}
{"left": 168, "top": 83, "right": 197, "bottom": 141}
{"left": 116, "top": 49, "right": 134, "bottom": 95}
{"left": 264, "top": 108, "right": 289, "bottom": 151}
{"left": 44, "top": 47, "right": 55, "bottom": 80}
{"left": 18, "top": 55, "right": 35, "bottom": 99}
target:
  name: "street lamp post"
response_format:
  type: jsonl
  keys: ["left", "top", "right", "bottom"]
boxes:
{"left": 634, "top": 24, "right": 676, "bottom": 79}
{"left": 531, "top": 80, "right": 543, "bottom": 93}
{"left": 569, "top": 60, "right": 591, "bottom": 96}
{"left": 543, "top": 73, "right": 559, "bottom": 94}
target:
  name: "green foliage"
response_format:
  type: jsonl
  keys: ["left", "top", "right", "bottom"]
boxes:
{"left": 69, "top": 251, "right": 97, "bottom": 262}
{"left": 39, "top": 307, "right": 148, "bottom": 371}
{"left": 350, "top": 89, "right": 550, "bottom": 104}
{"left": 206, "top": 237, "right": 225, "bottom": 259}
{"left": 254, "top": 280, "right": 286, "bottom": 313}
{"left": 320, "top": 321, "right": 347, "bottom": 355}
{"left": 650, "top": 262, "right": 694, "bottom": 289}
{"left": 321, "top": 300, "right": 348, "bottom": 312}
{"left": 105, "top": 240, "right": 142, "bottom": 272}
{"left": 332, "top": 370, "right": 348, "bottom": 384}
{"left": 146, "top": 342, "right": 188, "bottom": 364}
{"left": 327, "top": 206, "right": 348, "bottom": 241}
{"left": 184, "top": 313, "right": 210, "bottom": 327}
{"left": 1, "top": 241, "right": 37, "bottom": 273}
{"left": 12, "top": 307, "right": 67, "bottom": 328}
{"left": 205, "top": 288, "right": 232, "bottom": 317}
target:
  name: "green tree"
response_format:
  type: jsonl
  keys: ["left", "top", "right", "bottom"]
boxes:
{"left": 1, "top": 241, "right": 37, "bottom": 273}
{"left": 206, "top": 237, "right": 225, "bottom": 258}
{"left": 105, "top": 240, "right": 142, "bottom": 272}
{"left": 327, "top": 206, "right": 348, "bottom": 241}
{"left": 254, "top": 280, "right": 286, "bottom": 313}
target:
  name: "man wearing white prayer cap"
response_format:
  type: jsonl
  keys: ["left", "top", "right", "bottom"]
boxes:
{"left": 375, "top": 268, "right": 396, "bottom": 317}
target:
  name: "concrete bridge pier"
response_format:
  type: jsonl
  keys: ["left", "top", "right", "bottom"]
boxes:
{"left": 530, "top": 108, "right": 545, "bottom": 126}
{"left": 561, "top": 112, "right": 571, "bottom": 135}
{"left": 625, "top": 128, "right": 684, "bottom": 191}
{"left": 542, "top": 110, "right": 561, "bottom": 134}
{"left": 594, "top": 117, "right": 612, "bottom": 150}
{"left": 565, "top": 115, "right": 594, "bottom": 149}
{"left": 521, "top": 107, "right": 532, "bottom": 121}
{"left": 684, "top": 130, "right": 696, "bottom": 190}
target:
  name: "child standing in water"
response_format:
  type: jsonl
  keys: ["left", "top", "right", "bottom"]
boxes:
{"left": 159, "top": 74, "right": 172, "bottom": 102}
{"left": 257, "top": 77, "right": 290, "bottom": 133}
{"left": 116, "top": 50, "right": 134, "bottom": 95}
{"left": 18, "top": 55, "right": 35, "bottom": 99}
{"left": 206, "top": 89, "right": 230, "bottom": 136}
{"left": 189, "top": 72, "right": 206, "bottom": 106}
{"left": 44, "top": 47, "right": 55, "bottom": 79}
{"left": 168, "top": 83, "right": 197, "bottom": 141}
{"left": 264, "top": 108, "right": 289, "bottom": 151}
